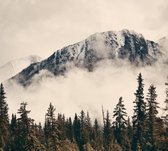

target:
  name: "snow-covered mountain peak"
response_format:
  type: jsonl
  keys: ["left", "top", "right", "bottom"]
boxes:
{"left": 10, "top": 29, "right": 163, "bottom": 86}
{"left": 120, "top": 29, "right": 143, "bottom": 37}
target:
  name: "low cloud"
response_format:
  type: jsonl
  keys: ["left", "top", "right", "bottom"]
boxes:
{"left": 4, "top": 60, "right": 167, "bottom": 123}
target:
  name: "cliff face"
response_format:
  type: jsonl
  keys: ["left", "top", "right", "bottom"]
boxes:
{"left": 11, "top": 29, "right": 162, "bottom": 86}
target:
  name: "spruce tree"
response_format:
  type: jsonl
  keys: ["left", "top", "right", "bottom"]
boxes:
{"left": 113, "top": 97, "right": 127, "bottom": 144}
{"left": 93, "top": 119, "right": 99, "bottom": 140}
{"left": 65, "top": 117, "right": 74, "bottom": 142}
{"left": 146, "top": 85, "right": 159, "bottom": 151}
{"left": 158, "top": 81, "right": 168, "bottom": 150}
{"left": 79, "top": 110, "right": 87, "bottom": 145}
{"left": 79, "top": 110, "right": 91, "bottom": 150}
{"left": 80, "top": 110, "right": 85, "bottom": 130}
{"left": 163, "top": 80, "right": 168, "bottom": 128}
{"left": 8, "top": 114, "right": 17, "bottom": 150}
{"left": 0, "top": 83, "right": 9, "bottom": 150}
{"left": 127, "top": 117, "right": 133, "bottom": 151}
{"left": 92, "top": 119, "right": 103, "bottom": 150}
{"left": 57, "top": 113, "right": 66, "bottom": 140}
{"left": 132, "top": 73, "right": 146, "bottom": 151}
{"left": 44, "top": 103, "right": 59, "bottom": 151}
{"left": 73, "top": 113, "right": 83, "bottom": 151}
{"left": 10, "top": 114, "right": 17, "bottom": 136}
{"left": 16, "top": 102, "right": 46, "bottom": 151}
{"left": 103, "top": 110, "right": 112, "bottom": 151}
{"left": 34, "top": 123, "right": 46, "bottom": 148}
{"left": 84, "top": 112, "right": 92, "bottom": 144}
{"left": 113, "top": 97, "right": 131, "bottom": 150}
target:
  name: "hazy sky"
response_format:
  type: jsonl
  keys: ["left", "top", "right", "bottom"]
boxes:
{"left": 0, "top": 0, "right": 168, "bottom": 66}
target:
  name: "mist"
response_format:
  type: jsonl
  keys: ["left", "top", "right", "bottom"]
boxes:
{"left": 4, "top": 60, "right": 167, "bottom": 123}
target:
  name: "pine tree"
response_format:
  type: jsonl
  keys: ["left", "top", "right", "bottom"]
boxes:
{"left": 65, "top": 117, "right": 74, "bottom": 142}
{"left": 73, "top": 113, "right": 83, "bottom": 151}
{"left": 10, "top": 114, "right": 17, "bottom": 135}
{"left": 163, "top": 80, "right": 168, "bottom": 128}
{"left": 16, "top": 102, "right": 46, "bottom": 151}
{"left": 0, "top": 83, "right": 9, "bottom": 150}
{"left": 44, "top": 103, "right": 59, "bottom": 151}
{"left": 103, "top": 110, "right": 112, "bottom": 151}
{"left": 80, "top": 110, "right": 85, "bottom": 130}
{"left": 34, "top": 123, "right": 46, "bottom": 148}
{"left": 132, "top": 73, "right": 146, "bottom": 151}
{"left": 113, "top": 97, "right": 131, "bottom": 150}
{"left": 156, "top": 117, "right": 168, "bottom": 151}
{"left": 79, "top": 110, "right": 86, "bottom": 145}
{"left": 78, "top": 110, "right": 91, "bottom": 150}
{"left": 84, "top": 112, "right": 92, "bottom": 144}
{"left": 8, "top": 114, "right": 17, "bottom": 150}
{"left": 127, "top": 117, "right": 133, "bottom": 146}
{"left": 93, "top": 119, "right": 99, "bottom": 140}
{"left": 57, "top": 113, "right": 66, "bottom": 140}
{"left": 113, "top": 97, "right": 127, "bottom": 144}
{"left": 158, "top": 80, "right": 168, "bottom": 150}
{"left": 91, "top": 118, "right": 103, "bottom": 150}
{"left": 146, "top": 85, "right": 159, "bottom": 151}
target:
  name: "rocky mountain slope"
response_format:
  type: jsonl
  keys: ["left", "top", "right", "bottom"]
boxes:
{"left": 11, "top": 29, "right": 163, "bottom": 86}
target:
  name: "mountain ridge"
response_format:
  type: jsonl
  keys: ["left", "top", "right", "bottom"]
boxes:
{"left": 10, "top": 29, "right": 164, "bottom": 86}
{"left": 0, "top": 55, "right": 41, "bottom": 83}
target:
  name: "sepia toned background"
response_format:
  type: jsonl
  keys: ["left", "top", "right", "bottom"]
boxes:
{"left": 0, "top": 0, "right": 168, "bottom": 66}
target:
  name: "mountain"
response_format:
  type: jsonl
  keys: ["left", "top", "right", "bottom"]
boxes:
{"left": 11, "top": 29, "right": 163, "bottom": 86}
{"left": 158, "top": 37, "right": 168, "bottom": 53}
{"left": 0, "top": 55, "right": 41, "bottom": 83}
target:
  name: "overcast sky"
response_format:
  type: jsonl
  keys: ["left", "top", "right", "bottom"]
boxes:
{"left": 0, "top": 0, "right": 168, "bottom": 66}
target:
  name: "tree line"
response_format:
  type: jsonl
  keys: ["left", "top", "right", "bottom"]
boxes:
{"left": 0, "top": 73, "right": 168, "bottom": 151}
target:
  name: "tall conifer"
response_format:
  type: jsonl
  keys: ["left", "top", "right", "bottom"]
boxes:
{"left": 0, "top": 83, "right": 9, "bottom": 150}
{"left": 132, "top": 73, "right": 146, "bottom": 151}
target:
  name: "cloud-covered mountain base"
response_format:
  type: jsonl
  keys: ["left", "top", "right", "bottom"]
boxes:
{"left": 5, "top": 60, "right": 167, "bottom": 123}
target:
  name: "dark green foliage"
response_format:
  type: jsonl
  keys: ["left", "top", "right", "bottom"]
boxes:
{"left": 157, "top": 81, "right": 168, "bottom": 151}
{"left": 7, "top": 114, "right": 17, "bottom": 150}
{"left": 85, "top": 112, "right": 92, "bottom": 143}
{"left": 79, "top": 110, "right": 85, "bottom": 146}
{"left": 93, "top": 119, "right": 100, "bottom": 140}
{"left": 44, "top": 103, "right": 59, "bottom": 151}
{"left": 103, "top": 111, "right": 113, "bottom": 151}
{"left": 113, "top": 97, "right": 131, "bottom": 151}
{"left": 91, "top": 119, "right": 103, "bottom": 150}
{"left": 146, "top": 85, "right": 159, "bottom": 151}
{"left": 15, "top": 102, "right": 46, "bottom": 151}
{"left": 10, "top": 114, "right": 17, "bottom": 136}
{"left": 0, "top": 83, "right": 9, "bottom": 150}
{"left": 65, "top": 117, "right": 74, "bottom": 142}
{"left": 73, "top": 113, "right": 83, "bottom": 151}
{"left": 113, "top": 97, "right": 127, "bottom": 143}
{"left": 81, "top": 111, "right": 92, "bottom": 144}
{"left": 0, "top": 74, "right": 168, "bottom": 151}
{"left": 132, "top": 73, "right": 146, "bottom": 151}
{"left": 163, "top": 81, "right": 168, "bottom": 128}
{"left": 127, "top": 117, "right": 133, "bottom": 149}
{"left": 57, "top": 113, "right": 66, "bottom": 140}
{"left": 34, "top": 123, "right": 46, "bottom": 148}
